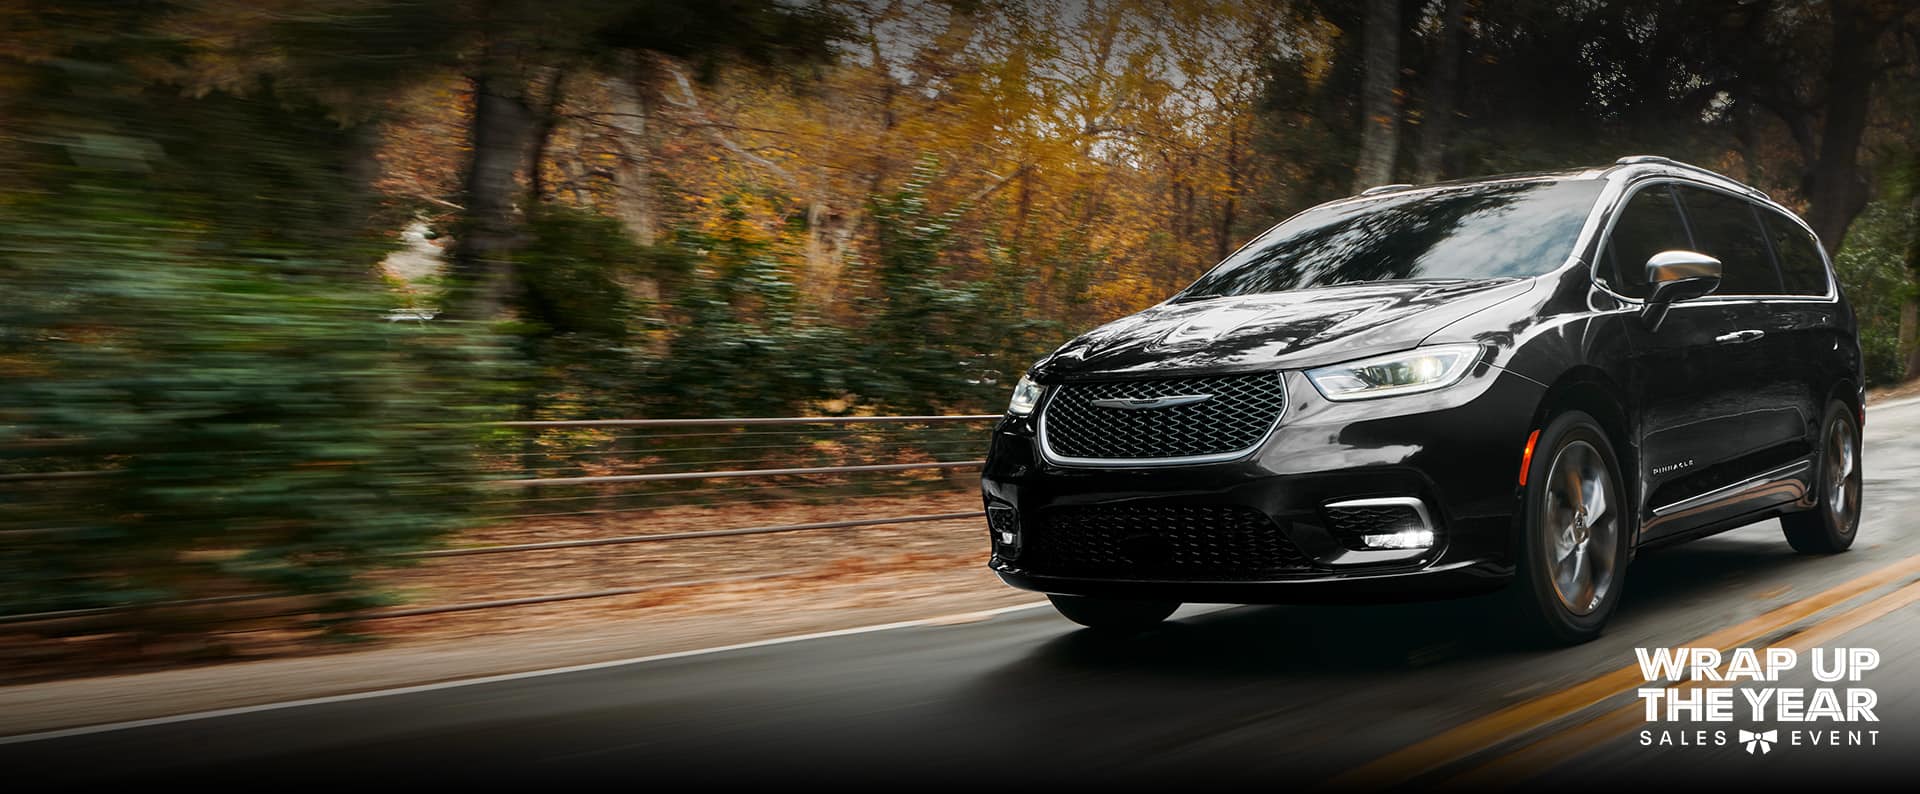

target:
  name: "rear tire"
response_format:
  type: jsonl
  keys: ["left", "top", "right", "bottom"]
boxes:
{"left": 1047, "top": 595, "right": 1178, "bottom": 632}
{"left": 1510, "top": 410, "right": 1631, "bottom": 645}
{"left": 1781, "top": 400, "right": 1861, "bottom": 554}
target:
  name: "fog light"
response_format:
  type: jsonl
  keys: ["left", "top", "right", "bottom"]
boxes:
{"left": 987, "top": 504, "right": 1021, "bottom": 559}
{"left": 1324, "top": 496, "right": 1437, "bottom": 554}
{"left": 1359, "top": 529, "right": 1435, "bottom": 549}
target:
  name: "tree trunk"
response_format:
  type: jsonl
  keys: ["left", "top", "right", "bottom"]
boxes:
{"left": 802, "top": 199, "right": 852, "bottom": 305}
{"left": 1801, "top": 0, "right": 1882, "bottom": 253}
{"left": 1904, "top": 161, "right": 1920, "bottom": 380}
{"left": 1215, "top": 124, "right": 1242, "bottom": 262}
{"left": 447, "top": 62, "right": 538, "bottom": 321}
{"left": 341, "top": 121, "right": 385, "bottom": 239}
{"left": 1412, "top": 0, "right": 1466, "bottom": 184}
{"left": 1352, "top": 0, "right": 1401, "bottom": 192}
{"left": 609, "top": 54, "right": 658, "bottom": 246}
{"left": 1901, "top": 299, "right": 1919, "bottom": 381}
{"left": 1014, "top": 160, "right": 1033, "bottom": 262}
{"left": 525, "top": 70, "right": 567, "bottom": 207}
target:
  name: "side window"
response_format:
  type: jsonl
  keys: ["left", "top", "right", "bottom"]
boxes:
{"left": 1602, "top": 184, "right": 1691, "bottom": 298}
{"left": 1675, "top": 185, "right": 1782, "bottom": 295}
{"left": 1763, "top": 211, "right": 1830, "bottom": 295}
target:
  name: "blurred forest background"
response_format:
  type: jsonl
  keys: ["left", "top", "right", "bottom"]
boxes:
{"left": 6, "top": 0, "right": 1920, "bottom": 623}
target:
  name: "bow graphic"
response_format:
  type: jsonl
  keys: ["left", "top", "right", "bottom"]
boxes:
{"left": 1738, "top": 729, "right": 1778, "bottom": 755}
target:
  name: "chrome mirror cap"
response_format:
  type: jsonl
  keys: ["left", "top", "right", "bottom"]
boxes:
{"left": 1645, "top": 249, "right": 1723, "bottom": 284}
{"left": 1643, "top": 249, "right": 1723, "bottom": 309}
{"left": 1636, "top": 250, "right": 1723, "bottom": 331}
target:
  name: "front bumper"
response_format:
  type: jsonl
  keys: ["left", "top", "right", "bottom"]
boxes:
{"left": 981, "top": 366, "right": 1544, "bottom": 603}
{"left": 995, "top": 560, "right": 1513, "bottom": 604}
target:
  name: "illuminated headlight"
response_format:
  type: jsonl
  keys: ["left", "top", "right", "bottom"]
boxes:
{"left": 1007, "top": 375, "right": 1046, "bottom": 416}
{"left": 1305, "top": 344, "right": 1483, "bottom": 401}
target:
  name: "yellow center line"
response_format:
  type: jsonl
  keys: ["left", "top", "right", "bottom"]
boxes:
{"left": 1328, "top": 553, "right": 1920, "bottom": 789}
{"left": 1444, "top": 576, "right": 1920, "bottom": 787}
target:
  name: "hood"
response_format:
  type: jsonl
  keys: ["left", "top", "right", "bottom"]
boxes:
{"left": 1035, "top": 278, "right": 1535, "bottom": 380}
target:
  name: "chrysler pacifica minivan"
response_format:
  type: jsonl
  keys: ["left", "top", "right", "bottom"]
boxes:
{"left": 982, "top": 156, "right": 1863, "bottom": 643}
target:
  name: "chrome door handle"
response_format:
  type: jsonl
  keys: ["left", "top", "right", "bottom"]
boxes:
{"left": 1714, "top": 330, "right": 1765, "bottom": 344}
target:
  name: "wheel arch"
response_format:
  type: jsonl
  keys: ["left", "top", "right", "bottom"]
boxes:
{"left": 1524, "top": 367, "right": 1640, "bottom": 540}
{"left": 1825, "top": 377, "right": 1863, "bottom": 424}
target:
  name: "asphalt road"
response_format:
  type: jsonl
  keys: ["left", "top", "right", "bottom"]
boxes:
{"left": 10, "top": 402, "right": 1920, "bottom": 789}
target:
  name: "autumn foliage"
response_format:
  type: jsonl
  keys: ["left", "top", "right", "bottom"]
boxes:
{"left": 5, "top": 0, "right": 1920, "bottom": 624}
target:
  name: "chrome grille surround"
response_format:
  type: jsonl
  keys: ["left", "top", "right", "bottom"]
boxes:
{"left": 1037, "top": 371, "right": 1288, "bottom": 466}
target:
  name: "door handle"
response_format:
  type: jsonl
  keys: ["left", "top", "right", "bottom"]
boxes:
{"left": 1714, "top": 329, "right": 1765, "bottom": 344}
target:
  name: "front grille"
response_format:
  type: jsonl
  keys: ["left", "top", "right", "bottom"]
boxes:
{"left": 1040, "top": 372, "right": 1286, "bottom": 461}
{"left": 1027, "top": 504, "right": 1311, "bottom": 579}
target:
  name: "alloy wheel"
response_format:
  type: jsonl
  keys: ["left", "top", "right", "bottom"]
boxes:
{"left": 1540, "top": 440, "right": 1620, "bottom": 616}
{"left": 1825, "top": 416, "right": 1861, "bottom": 532}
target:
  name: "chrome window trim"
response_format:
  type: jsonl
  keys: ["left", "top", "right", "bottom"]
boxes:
{"left": 1585, "top": 176, "right": 1838, "bottom": 305}
{"left": 1034, "top": 372, "right": 1289, "bottom": 468}
{"left": 1752, "top": 203, "right": 1840, "bottom": 300}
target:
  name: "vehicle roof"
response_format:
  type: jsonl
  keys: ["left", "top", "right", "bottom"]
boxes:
{"left": 1351, "top": 155, "right": 1779, "bottom": 212}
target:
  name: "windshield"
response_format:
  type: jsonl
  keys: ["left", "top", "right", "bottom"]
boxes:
{"left": 1177, "top": 178, "right": 1604, "bottom": 300}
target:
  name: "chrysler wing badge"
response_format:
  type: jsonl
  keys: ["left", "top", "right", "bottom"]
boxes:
{"left": 1088, "top": 394, "right": 1214, "bottom": 410}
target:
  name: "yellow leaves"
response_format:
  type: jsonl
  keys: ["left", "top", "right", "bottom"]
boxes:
{"left": 446, "top": 0, "right": 1282, "bottom": 331}
{"left": 1299, "top": 15, "right": 1343, "bottom": 88}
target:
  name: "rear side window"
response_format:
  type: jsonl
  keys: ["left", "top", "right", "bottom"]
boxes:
{"left": 1762, "top": 211, "right": 1830, "bottom": 295}
{"left": 1602, "top": 184, "right": 1691, "bottom": 298}
{"left": 1674, "top": 185, "right": 1781, "bottom": 295}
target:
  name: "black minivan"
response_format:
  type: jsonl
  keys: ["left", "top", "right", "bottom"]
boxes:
{"left": 982, "top": 156, "right": 1863, "bottom": 643}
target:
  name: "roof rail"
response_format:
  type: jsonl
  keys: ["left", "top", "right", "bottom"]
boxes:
{"left": 1609, "top": 155, "right": 1769, "bottom": 200}
{"left": 1359, "top": 183, "right": 1414, "bottom": 196}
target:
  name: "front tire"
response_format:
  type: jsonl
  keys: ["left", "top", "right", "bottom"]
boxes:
{"left": 1511, "top": 410, "right": 1631, "bottom": 645}
{"left": 1780, "top": 400, "right": 1861, "bottom": 554}
{"left": 1047, "top": 595, "right": 1178, "bottom": 632}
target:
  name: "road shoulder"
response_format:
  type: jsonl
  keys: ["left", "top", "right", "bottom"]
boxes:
{"left": 0, "top": 568, "right": 1039, "bottom": 737}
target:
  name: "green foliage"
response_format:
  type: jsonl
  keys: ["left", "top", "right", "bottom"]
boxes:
{"left": 504, "top": 204, "right": 656, "bottom": 418}
{"left": 1835, "top": 198, "right": 1917, "bottom": 386}
{"left": 1253, "top": 38, "right": 1361, "bottom": 215}
{"left": 516, "top": 205, "right": 649, "bottom": 341}
{"left": 848, "top": 162, "right": 1021, "bottom": 414}
{"left": 0, "top": 63, "right": 491, "bottom": 619}
{"left": 648, "top": 196, "right": 854, "bottom": 417}
{"left": 975, "top": 237, "right": 1065, "bottom": 390}
{"left": 509, "top": 169, "right": 1066, "bottom": 423}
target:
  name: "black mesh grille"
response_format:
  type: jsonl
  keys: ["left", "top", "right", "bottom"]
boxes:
{"left": 1323, "top": 502, "right": 1430, "bottom": 550}
{"left": 1323, "top": 504, "right": 1425, "bottom": 536}
{"left": 1041, "top": 372, "right": 1286, "bottom": 460}
{"left": 1027, "top": 504, "right": 1311, "bottom": 579}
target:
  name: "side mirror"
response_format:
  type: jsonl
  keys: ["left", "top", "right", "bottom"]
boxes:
{"left": 1639, "top": 250, "right": 1721, "bottom": 331}
{"left": 1645, "top": 250, "right": 1722, "bottom": 304}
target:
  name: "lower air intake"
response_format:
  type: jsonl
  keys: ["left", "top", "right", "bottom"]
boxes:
{"left": 1028, "top": 504, "right": 1311, "bottom": 579}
